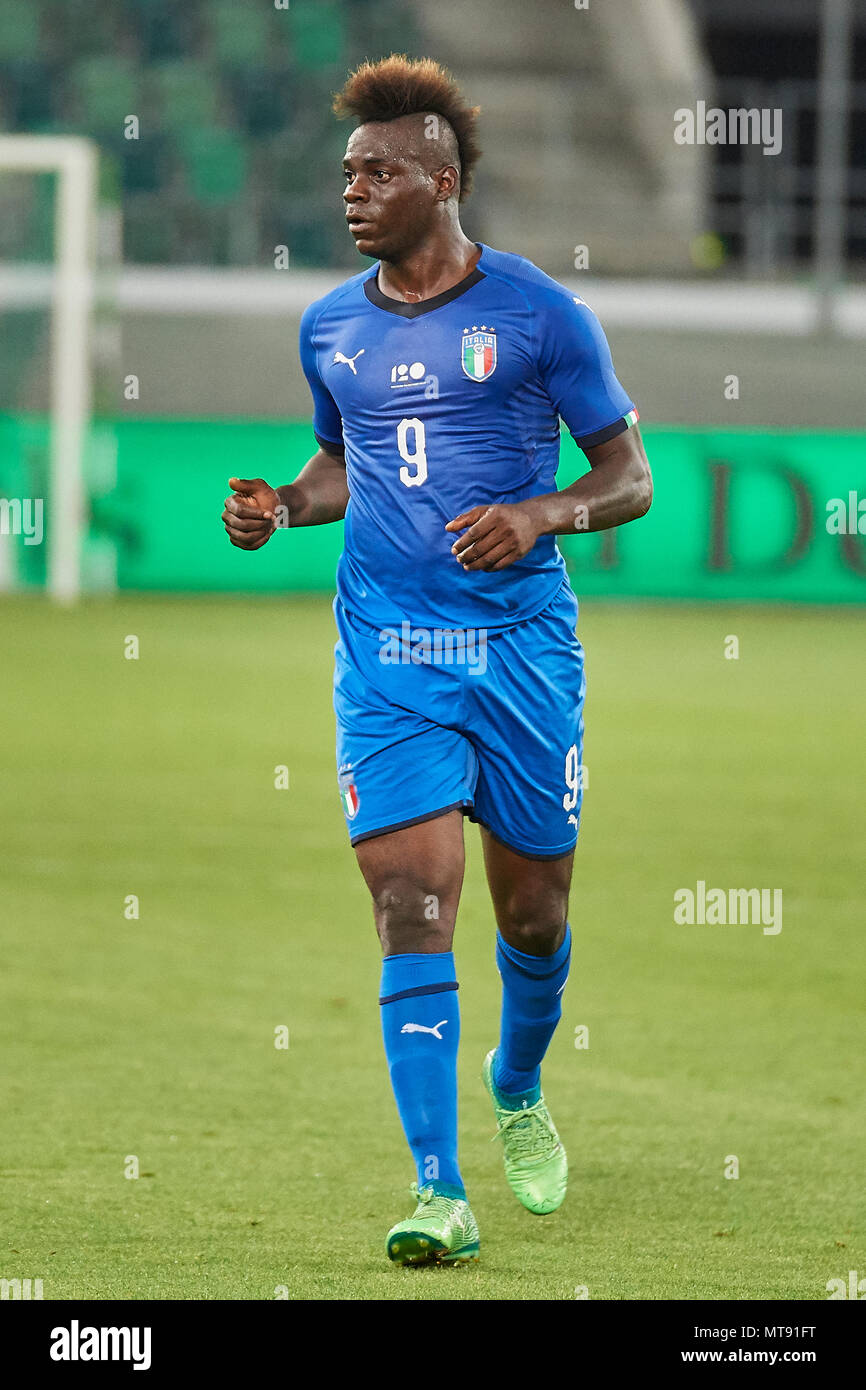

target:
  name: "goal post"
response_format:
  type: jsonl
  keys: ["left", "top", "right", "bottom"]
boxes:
{"left": 0, "top": 135, "right": 98, "bottom": 603}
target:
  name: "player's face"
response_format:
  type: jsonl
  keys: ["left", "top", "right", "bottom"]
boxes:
{"left": 342, "top": 121, "right": 439, "bottom": 261}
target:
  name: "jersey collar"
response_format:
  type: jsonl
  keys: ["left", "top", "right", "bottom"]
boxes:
{"left": 363, "top": 244, "right": 486, "bottom": 318}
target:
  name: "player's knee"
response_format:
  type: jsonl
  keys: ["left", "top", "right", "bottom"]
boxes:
{"left": 498, "top": 897, "right": 568, "bottom": 957}
{"left": 370, "top": 875, "right": 453, "bottom": 953}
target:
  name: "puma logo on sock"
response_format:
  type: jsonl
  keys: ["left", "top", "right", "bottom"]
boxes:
{"left": 401, "top": 1020, "right": 448, "bottom": 1040}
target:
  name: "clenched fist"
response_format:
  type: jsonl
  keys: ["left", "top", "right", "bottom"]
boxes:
{"left": 222, "top": 477, "right": 282, "bottom": 550}
{"left": 445, "top": 501, "right": 540, "bottom": 572}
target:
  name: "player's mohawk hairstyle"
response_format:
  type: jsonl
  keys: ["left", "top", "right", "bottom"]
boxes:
{"left": 333, "top": 54, "right": 482, "bottom": 201}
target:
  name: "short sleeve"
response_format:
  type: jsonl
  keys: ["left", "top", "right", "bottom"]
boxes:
{"left": 299, "top": 302, "right": 344, "bottom": 454}
{"left": 535, "top": 293, "right": 637, "bottom": 450}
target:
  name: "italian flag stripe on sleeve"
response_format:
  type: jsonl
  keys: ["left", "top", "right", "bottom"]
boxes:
{"left": 624, "top": 409, "right": 639, "bottom": 428}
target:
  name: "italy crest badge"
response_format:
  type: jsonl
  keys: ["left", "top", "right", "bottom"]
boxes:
{"left": 461, "top": 327, "right": 497, "bottom": 382}
{"left": 338, "top": 766, "right": 360, "bottom": 819}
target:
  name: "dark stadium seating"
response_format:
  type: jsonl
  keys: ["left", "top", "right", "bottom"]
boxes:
{"left": 0, "top": 0, "right": 418, "bottom": 266}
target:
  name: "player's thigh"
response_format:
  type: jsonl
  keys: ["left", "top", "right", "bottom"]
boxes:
{"left": 334, "top": 605, "right": 476, "bottom": 953}
{"left": 468, "top": 581, "right": 586, "bottom": 862}
{"left": 355, "top": 809, "right": 466, "bottom": 955}
{"left": 334, "top": 600, "right": 477, "bottom": 847}
{"left": 481, "top": 827, "right": 573, "bottom": 956}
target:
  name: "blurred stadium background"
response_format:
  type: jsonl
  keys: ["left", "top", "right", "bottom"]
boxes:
{"left": 0, "top": 0, "right": 864, "bottom": 600}
{"left": 1, "top": 0, "right": 864, "bottom": 1301}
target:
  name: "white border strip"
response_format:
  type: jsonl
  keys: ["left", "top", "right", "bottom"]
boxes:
{"left": 1, "top": 263, "right": 865, "bottom": 336}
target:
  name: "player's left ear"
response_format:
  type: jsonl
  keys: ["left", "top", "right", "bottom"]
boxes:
{"left": 434, "top": 165, "right": 460, "bottom": 201}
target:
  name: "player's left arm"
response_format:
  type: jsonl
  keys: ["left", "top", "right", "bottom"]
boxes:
{"left": 448, "top": 424, "right": 651, "bottom": 571}
{"left": 447, "top": 292, "right": 651, "bottom": 572}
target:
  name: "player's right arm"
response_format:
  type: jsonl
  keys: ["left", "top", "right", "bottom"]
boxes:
{"left": 222, "top": 446, "right": 348, "bottom": 550}
{"left": 223, "top": 298, "right": 349, "bottom": 550}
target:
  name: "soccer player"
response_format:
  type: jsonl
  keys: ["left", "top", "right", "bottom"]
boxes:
{"left": 223, "top": 55, "right": 652, "bottom": 1266}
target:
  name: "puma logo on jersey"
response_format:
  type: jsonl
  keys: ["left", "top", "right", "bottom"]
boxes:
{"left": 333, "top": 349, "right": 365, "bottom": 374}
{"left": 401, "top": 1019, "right": 448, "bottom": 1040}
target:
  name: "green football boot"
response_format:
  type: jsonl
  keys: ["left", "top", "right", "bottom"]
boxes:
{"left": 386, "top": 1183, "right": 480, "bottom": 1266}
{"left": 482, "top": 1048, "right": 567, "bottom": 1214}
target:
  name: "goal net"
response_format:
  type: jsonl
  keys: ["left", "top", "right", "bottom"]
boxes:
{"left": 0, "top": 134, "right": 115, "bottom": 601}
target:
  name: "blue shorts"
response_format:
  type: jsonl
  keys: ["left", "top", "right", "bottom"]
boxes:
{"left": 332, "top": 579, "right": 586, "bottom": 859}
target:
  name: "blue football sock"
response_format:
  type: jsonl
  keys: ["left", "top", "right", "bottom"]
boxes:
{"left": 379, "top": 952, "right": 464, "bottom": 1199}
{"left": 493, "top": 925, "right": 572, "bottom": 1104}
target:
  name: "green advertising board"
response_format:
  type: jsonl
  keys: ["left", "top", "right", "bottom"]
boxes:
{"left": 1, "top": 416, "right": 864, "bottom": 602}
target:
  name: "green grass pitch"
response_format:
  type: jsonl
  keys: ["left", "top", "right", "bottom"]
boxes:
{"left": 0, "top": 594, "right": 863, "bottom": 1300}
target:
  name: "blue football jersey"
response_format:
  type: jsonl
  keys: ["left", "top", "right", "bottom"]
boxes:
{"left": 299, "top": 242, "right": 636, "bottom": 630}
